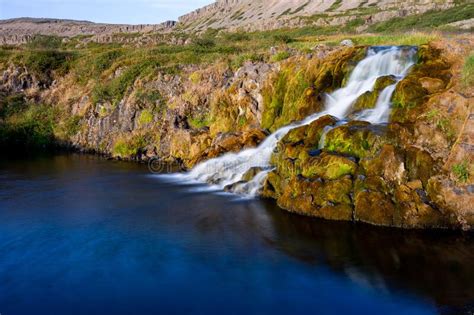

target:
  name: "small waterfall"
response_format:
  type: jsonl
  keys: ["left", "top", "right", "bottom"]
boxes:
{"left": 162, "top": 46, "right": 417, "bottom": 196}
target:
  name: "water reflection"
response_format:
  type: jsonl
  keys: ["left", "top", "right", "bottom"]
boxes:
{"left": 0, "top": 154, "right": 472, "bottom": 315}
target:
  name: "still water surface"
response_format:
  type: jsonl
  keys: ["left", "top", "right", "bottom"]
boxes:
{"left": 0, "top": 154, "right": 473, "bottom": 315}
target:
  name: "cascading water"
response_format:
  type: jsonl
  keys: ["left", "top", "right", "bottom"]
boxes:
{"left": 161, "top": 46, "right": 417, "bottom": 196}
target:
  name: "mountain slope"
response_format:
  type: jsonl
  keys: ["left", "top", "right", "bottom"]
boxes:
{"left": 179, "top": 0, "right": 457, "bottom": 32}
{"left": 0, "top": 18, "right": 176, "bottom": 45}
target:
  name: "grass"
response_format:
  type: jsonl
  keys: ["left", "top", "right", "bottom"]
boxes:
{"left": 368, "top": 3, "right": 474, "bottom": 32}
{"left": 452, "top": 161, "right": 470, "bottom": 182}
{"left": 271, "top": 51, "right": 291, "bottom": 62}
{"left": 27, "top": 35, "right": 63, "bottom": 50}
{"left": 289, "top": 33, "right": 438, "bottom": 51}
{"left": 462, "top": 53, "right": 474, "bottom": 87}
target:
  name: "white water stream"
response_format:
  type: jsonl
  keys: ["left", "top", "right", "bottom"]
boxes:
{"left": 161, "top": 46, "right": 417, "bottom": 196}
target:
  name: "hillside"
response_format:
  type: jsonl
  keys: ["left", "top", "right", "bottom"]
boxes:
{"left": 0, "top": 18, "right": 176, "bottom": 45}
{"left": 179, "top": 0, "right": 461, "bottom": 32}
{"left": 0, "top": 1, "right": 473, "bottom": 46}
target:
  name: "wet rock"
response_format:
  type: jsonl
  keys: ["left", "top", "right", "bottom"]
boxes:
{"left": 301, "top": 153, "right": 357, "bottom": 180}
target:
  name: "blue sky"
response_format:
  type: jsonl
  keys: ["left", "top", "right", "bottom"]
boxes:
{"left": 0, "top": 0, "right": 215, "bottom": 24}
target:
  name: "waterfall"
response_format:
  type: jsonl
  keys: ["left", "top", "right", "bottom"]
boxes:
{"left": 161, "top": 46, "right": 417, "bottom": 196}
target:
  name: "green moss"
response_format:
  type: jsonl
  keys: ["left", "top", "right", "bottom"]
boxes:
{"left": 352, "top": 75, "right": 396, "bottom": 112}
{"left": 189, "top": 71, "right": 201, "bottom": 84}
{"left": 301, "top": 154, "right": 357, "bottom": 180}
{"left": 324, "top": 123, "right": 386, "bottom": 158}
{"left": 262, "top": 69, "right": 288, "bottom": 130}
{"left": 263, "top": 47, "right": 361, "bottom": 131}
{"left": 112, "top": 134, "right": 146, "bottom": 158}
{"left": 138, "top": 109, "right": 154, "bottom": 126}
{"left": 452, "top": 161, "right": 470, "bottom": 183}
{"left": 188, "top": 113, "right": 211, "bottom": 129}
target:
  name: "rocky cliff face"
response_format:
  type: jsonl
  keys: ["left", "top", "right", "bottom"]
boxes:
{"left": 0, "top": 18, "right": 176, "bottom": 45}
{"left": 0, "top": 35, "right": 473, "bottom": 230}
{"left": 179, "top": 0, "right": 456, "bottom": 32}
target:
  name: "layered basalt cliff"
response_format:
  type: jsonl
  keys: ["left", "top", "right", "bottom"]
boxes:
{"left": 0, "top": 35, "right": 472, "bottom": 229}
{"left": 0, "top": 18, "right": 176, "bottom": 45}
{"left": 179, "top": 0, "right": 457, "bottom": 32}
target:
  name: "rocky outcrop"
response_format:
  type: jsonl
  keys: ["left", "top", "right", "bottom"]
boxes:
{"left": 260, "top": 41, "right": 474, "bottom": 230}
{"left": 179, "top": 0, "right": 456, "bottom": 32}
{"left": 0, "top": 18, "right": 176, "bottom": 45}
{"left": 1, "top": 36, "right": 472, "bottom": 230}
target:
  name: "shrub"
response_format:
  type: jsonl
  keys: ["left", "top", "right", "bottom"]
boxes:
{"left": 223, "top": 32, "right": 250, "bottom": 42}
{"left": 91, "top": 60, "right": 160, "bottom": 104}
{"left": 193, "top": 37, "right": 216, "bottom": 48}
{"left": 27, "top": 35, "right": 62, "bottom": 50}
{"left": 24, "top": 50, "right": 74, "bottom": 81}
{"left": 94, "top": 49, "right": 123, "bottom": 74}
{"left": 273, "top": 34, "right": 293, "bottom": 44}
{"left": 0, "top": 94, "right": 27, "bottom": 118}
{"left": 112, "top": 134, "right": 146, "bottom": 158}
{"left": 0, "top": 103, "right": 58, "bottom": 150}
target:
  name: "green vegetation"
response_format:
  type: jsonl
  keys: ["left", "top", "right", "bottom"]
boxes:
{"left": 22, "top": 50, "right": 75, "bottom": 81}
{"left": 271, "top": 51, "right": 291, "bottom": 62}
{"left": 328, "top": 0, "right": 343, "bottom": 12}
{"left": 27, "top": 35, "right": 63, "bottom": 50}
{"left": 368, "top": 3, "right": 474, "bottom": 32}
{"left": 138, "top": 109, "right": 154, "bottom": 126}
{"left": 0, "top": 101, "right": 58, "bottom": 150}
{"left": 112, "top": 134, "right": 146, "bottom": 158}
{"left": 452, "top": 161, "right": 470, "bottom": 183}
{"left": 91, "top": 58, "right": 161, "bottom": 104}
{"left": 462, "top": 53, "right": 474, "bottom": 87}
{"left": 188, "top": 113, "right": 211, "bottom": 129}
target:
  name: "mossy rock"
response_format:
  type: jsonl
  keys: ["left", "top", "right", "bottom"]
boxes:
{"left": 262, "top": 171, "right": 283, "bottom": 199}
{"left": 242, "top": 166, "right": 266, "bottom": 182}
{"left": 324, "top": 121, "right": 390, "bottom": 159}
{"left": 390, "top": 44, "right": 452, "bottom": 124}
{"left": 282, "top": 114, "right": 338, "bottom": 147}
{"left": 312, "top": 176, "right": 353, "bottom": 206}
{"left": 354, "top": 190, "right": 397, "bottom": 226}
{"left": 405, "top": 146, "right": 436, "bottom": 188}
{"left": 351, "top": 75, "right": 397, "bottom": 113}
{"left": 301, "top": 153, "right": 357, "bottom": 180}
{"left": 275, "top": 175, "right": 353, "bottom": 221}
{"left": 262, "top": 47, "right": 364, "bottom": 131}
{"left": 359, "top": 144, "right": 406, "bottom": 185}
